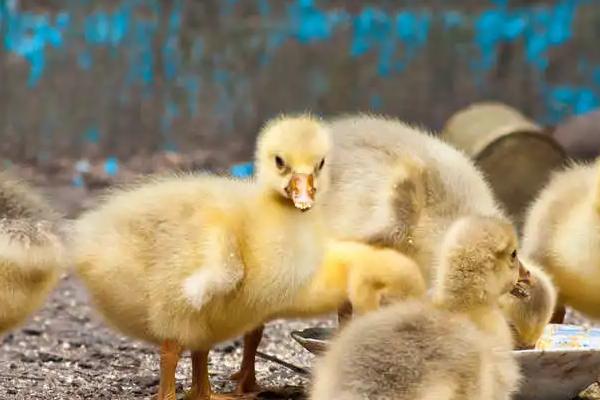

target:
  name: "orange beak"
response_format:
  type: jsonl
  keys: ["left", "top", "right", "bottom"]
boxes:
{"left": 285, "top": 173, "right": 316, "bottom": 211}
{"left": 510, "top": 259, "right": 532, "bottom": 299}
{"left": 517, "top": 259, "right": 531, "bottom": 285}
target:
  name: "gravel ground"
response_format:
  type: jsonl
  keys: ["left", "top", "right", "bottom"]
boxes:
{"left": 0, "top": 183, "right": 599, "bottom": 399}
{"left": 0, "top": 274, "right": 332, "bottom": 400}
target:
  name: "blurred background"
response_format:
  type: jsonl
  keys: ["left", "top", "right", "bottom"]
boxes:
{"left": 3, "top": 3, "right": 600, "bottom": 398}
{"left": 1, "top": 0, "right": 600, "bottom": 179}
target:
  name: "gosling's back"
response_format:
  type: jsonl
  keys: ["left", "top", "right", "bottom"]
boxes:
{"left": 323, "top": 115, "right": 504, "bottom": 281}
{"left": 311, "top": 302, "right": 488, "bottom": 400}
{"left": 522, "top": 162, "right": 600, "bottom": 316}
{"left": 73, "top": 174, "right": 254, "bottom": 343}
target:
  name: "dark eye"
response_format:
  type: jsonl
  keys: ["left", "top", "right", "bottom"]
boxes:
{"left": 511, "top": 250, "right": 517, "bottom": 259}
{"left": 275, "top": 156, "right": 285, "bottom": 169}
{"left": 318, "top": 158, "right": 325, "bottom": 171}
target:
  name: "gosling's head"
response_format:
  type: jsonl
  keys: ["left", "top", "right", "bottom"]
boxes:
{"left": 255, "top": 114, "right": 331, "bottom": 211}
{"left": 434, "top": 216, "right": 530, "bottom": 308}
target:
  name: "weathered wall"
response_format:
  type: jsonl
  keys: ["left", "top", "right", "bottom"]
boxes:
{"left": 1, "top": 0, "right": 599, "bottom": 161}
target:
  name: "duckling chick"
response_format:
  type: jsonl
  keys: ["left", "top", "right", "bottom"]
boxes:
{"left": 322, "top": 114, "right": 505, "bottom": 284}
{"left": 282, "top": 240, "right": 426, "bottom": 317}
{"left": 322, "top": 114, "right": 550, "bottom": 349}
{"left": 310, "top": 216, "right": 526, "bottom": 400}
{"left": 0, "top": 172, "right": 66, "bottom": 334}
{"left": 230, "top": 241, "right": 426, "bottom": 394}
{"left": 73, "top": 115, "right": 331, "bottom": 400}
{"left": 522, "top": 160, "right": 600, "bottom": 321}
{"left": 499, "top": 258, "right": 557, "bottom": 349}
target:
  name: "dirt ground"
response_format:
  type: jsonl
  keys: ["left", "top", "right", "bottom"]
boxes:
{"left": 0, "top": 273, "right": 331, "bottom": 400}
{"left": 0, "top": 182, "right": 599, "bottom": 400}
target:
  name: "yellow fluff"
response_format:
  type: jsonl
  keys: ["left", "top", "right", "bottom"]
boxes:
{"left": 0, "top": 172, "right": 66, "bottom": 334}
{"left": 522, "top": 159, "right": 600, "bottom": 319}
{"left": 499, "top": 258, "right": 557, "bottom": 349}
{"left": 73, "top": 115, "right": 332, "bottom": 400}
{"left": 229, "top": 240, "right": 426, "bottom": 395}
{"left": 310, "top": 216, "right": 524, "bottom": 400}
{"left": 275, "top": 240, "right": 425, "bottom": 318}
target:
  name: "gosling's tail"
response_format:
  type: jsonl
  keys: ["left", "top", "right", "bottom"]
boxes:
{"left": 0, "top": 218, "right": 67, "bottom": 270}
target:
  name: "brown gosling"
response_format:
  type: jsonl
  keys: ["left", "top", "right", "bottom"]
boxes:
{"left": 310, "top": 216, "right": 527, "bottom": 400}
{"left": 499, "top": 257, "right": 557, "bottom": 349}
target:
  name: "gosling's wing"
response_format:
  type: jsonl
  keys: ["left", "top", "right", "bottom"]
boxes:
{"left": 180, "top": 227, "right": 244, "bottom": 311}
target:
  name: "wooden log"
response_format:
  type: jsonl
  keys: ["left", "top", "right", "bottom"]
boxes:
{"left": 441, "top": 102, "right": 566, "bottom": 230}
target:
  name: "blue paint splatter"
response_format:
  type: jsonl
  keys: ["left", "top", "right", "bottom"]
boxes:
{"left": 370, "top": 94, "right": 383, "bottom": 110}
{"left": 161, "top": 100, "right": 180, "bottom": 133}
{"left": 2, "top": 0, "right": 598, "bottom": 126}
{"left": 221, "top": 0, "right": 239, "bottom": 17}
{"left": 77, "top": 50, "right": 93, "bottom": 70}
{"left": 3, "top": 8, "right": 67, "bottom": 86}
{"left": 231, "top": 162, "right": 254, "bottom": 178}
{"left": 72, "top": 174, "right": 85, "bottom": 188}
{"left": 84, "top": 126, "right": 100, "bottom": 143}
{"left": 181, "top": 74, "right": 201, "bottom": 116}
{"left": 257, "top": 0, "right": 270, "bottom": 17}
{"left": 543, "top": 85, "right": 600, "bottom": 123}
{"left": 443, "top": 11, "right": 464, "bottom": 30}
{"left": 191, "top": 36, "right": 204, "bottom": 63}
{"left": 593, "top": 68, "right": 600, "bottom": 86}
{"left": 104, "top": 156, "right": 120, "bottom": 177}
{"left": 288, "top": 0, "right": 332, "bottom": 43}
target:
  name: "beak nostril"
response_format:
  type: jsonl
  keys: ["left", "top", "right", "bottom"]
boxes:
{"left": 286, "top": 173, "right": 316, "bottom": 210}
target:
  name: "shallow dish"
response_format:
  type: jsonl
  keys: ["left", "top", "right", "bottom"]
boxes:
{"left": 291, "top": 326, "right": 600, "bottom": 400}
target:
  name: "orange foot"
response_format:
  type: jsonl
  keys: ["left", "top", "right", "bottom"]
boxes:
{"left": 153, "top": 395, "right": 178, "bottom": 400}
{"left": 185, "top": 388, "right": 257, "bottom": 400}
{"left": 230, "top": 371, "right": 262, "bottom": 394}
{"left": 229, "top": 372, "right": 304, "bottom": 398}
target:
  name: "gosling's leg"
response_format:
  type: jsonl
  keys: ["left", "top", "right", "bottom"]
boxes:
{"left": 230, "top": 326, "right": 302, "bottom": 398}
{"left": 157, "top": 339, "right": 182, "bottom": 400}
{"left": 230, "top": 325, "right": 265, "bottom": 394}
{"left": 185, "top": 350, "right": 212, "bottom": 400}
{"left": 185, "top": 350, "right": 249, "bottom": 400}
{"left": 337, "top": 300, "right": 353, "bottom": 327}
{"left": 550, "top": 303, "right": 566, "bottom": 324}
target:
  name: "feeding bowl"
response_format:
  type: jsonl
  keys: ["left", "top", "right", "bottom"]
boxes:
{"left": 291, "top": 324, "right": 600, "bottom": 400}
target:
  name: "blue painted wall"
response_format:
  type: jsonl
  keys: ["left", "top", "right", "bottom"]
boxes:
{"left": 1, "top": 0, "right": 599, "bottom": 161}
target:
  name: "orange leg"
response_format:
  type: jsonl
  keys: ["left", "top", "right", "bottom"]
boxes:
{"left": 230, "top": 325, "right": 265, "bottom": 394}
{"left": 185, "top": 350, "right": 212, "bottom": 400}
{"left": 186, "top": 349, "right": 251, "bottom": 400}
{"left": 550, "top": 303, "right": 566, "bottom": 324}
{"left": 157, "top": 339, "right": 183, "bottom": 400}
{"left": 337, "top": 300, "right": 353, "bottom": 328}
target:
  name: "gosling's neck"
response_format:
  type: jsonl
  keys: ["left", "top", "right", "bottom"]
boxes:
{"left": 434, "top": 289, "right": 506, "bottom": 336}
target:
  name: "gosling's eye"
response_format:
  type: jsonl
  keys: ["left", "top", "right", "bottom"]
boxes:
{"left": 511, "top": 250, "right": 517, "bottom": 259}
{"left": 318, "top": 158, "right": 325, "bottom": 171}
{"left": 275, "top": 156, "right": 285, "bottom": 170}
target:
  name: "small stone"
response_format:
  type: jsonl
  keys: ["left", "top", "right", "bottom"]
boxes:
{"left": 39, "top": 352, "right": 65, "bottom": 363}
{"left": 135, "top": 375, "right": 159, "bottom": 389}
{"left": 21, "top": 328, "right": 43, "bottom": 336}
